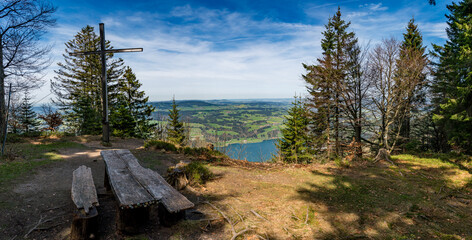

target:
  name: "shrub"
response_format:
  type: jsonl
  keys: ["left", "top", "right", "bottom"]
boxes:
{"left": 184, "top": 161, "right": 214, "bottom": 184}
{"left": 21, "top": 131, "right": 41, "bottom": 138}
{"left": 180, "top": 146, "right": 225, "bottom": 159}
{"left": 144, "top": 140, "right": 177, "bottom": 152}
{"left": 404, "top": 139, "right": 421, "bottom": 152}
{"left": 6, "top": 133, "right": 25, "bottom": 143}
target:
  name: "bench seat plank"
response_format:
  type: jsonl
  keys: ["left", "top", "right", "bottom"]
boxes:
{"left": 71, "top": 165, "right": 99, "bottom": 214}
{"left": 101, "top": 151, "right": 155, "bottom": 208}
{"left": 113, "top": 149, "right": 195, "bottom": 213}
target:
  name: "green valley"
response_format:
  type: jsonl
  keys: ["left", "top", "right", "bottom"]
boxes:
{"left": 150, "top": 99, "right": 291, "bottom": 145}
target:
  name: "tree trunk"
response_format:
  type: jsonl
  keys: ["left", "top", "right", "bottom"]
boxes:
{"left": 0, "top": 35, "right": 5, "bottom": 142}
{"left": 335, "top": 92, "right": 340, "bottom": 157}
{"left": 354, "top": 124, "right": 362, "bottom": 158}
{"left": 356, "top": 76, "right": 363, "bottom": 159}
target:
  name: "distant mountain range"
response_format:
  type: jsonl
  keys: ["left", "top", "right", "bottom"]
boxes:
{"left": 148, "top": 98, "right": 292, "bottom": 109}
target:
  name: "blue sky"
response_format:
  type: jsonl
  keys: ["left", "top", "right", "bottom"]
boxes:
{"left": 35, "top": 0, "right": 453, "bottom": 102}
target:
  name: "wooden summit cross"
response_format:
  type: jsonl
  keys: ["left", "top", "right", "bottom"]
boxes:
{"left": 69, "top": 23, "right": 143, "bottom": 143}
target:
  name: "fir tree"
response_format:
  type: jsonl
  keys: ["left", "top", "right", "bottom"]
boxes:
{"left": 18, "top": 91, "right": 40, "bottom": 133}
{"left": 111, "top": 67, "right": 155, "bottom": 138}
{"left": 431, "top": 1, "right": 472, "bottom": 153}
{"left": 51, "top": 25, "right": 124, "bottom": 134}
{"left": 167, "top": 97, "right": 185, "bottom": 146}
{"left": 277, "top": 96, "right": 310, "bottom": 163}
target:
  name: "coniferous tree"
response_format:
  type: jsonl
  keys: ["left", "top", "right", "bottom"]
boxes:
{"left": 51, "top": 25, "right": 124, "bottom": 134}
{"left": 431, "top": 0, "right": 472, "bottom": 153}
{"left": 18, "top": 91, "right": 40, "bottom": 133}
{"left": 111, "top": 67, "right": 155, "bottom": 138}
{"left": 167, "top": 97, "right": 185, "bottom": 146}
{"left": 277, "top": 96, "right": 310, "bottom": 163}
{"left": 303, "top": 7, "right": 356, "bottom": 158}
{"left": 396, "top": 18, "right": 428, "bottom": 148}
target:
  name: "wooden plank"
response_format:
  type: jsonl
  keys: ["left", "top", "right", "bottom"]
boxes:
{"left": 101, "top": 150, "right": 155, "bottom": 208}
{"left": 71, "top": 165, "right": 99, "bottom": 214}
{"left": 113, "top": 149, "right": 195, "bottom": 213}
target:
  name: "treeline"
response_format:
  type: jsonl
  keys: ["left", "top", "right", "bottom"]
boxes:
{"left": 278, "top": 2, "right": 472, "bottom": 163}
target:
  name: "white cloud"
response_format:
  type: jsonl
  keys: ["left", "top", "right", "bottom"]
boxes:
{"left": 360, "top": 3, "right": 388, "bottom": 11}
{"left": 31, "top": 2, "right": 449, "bottom": 104}
{"left": 34, "top": 6, "right": 321, "bottom": 102}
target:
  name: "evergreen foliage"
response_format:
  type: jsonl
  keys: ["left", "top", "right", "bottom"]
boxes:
{"left": 396, "top": 18, "right": 428, "bottom": 148}
{"left": 167, "top": 97, "right": 185, "bottom": 146}
{"left": 431, "top": 0, "right": 472, "bottom": 153}
{"left": 277, "top": 96, "right": 311, "bottom": 163}
{"left": 18, "top": 91, "right": 40, "bottom": 133}
{"left": 111, "top": 67, "right": 155, "bottom": 138}
{"left": 303, "top": 7, "right": 357, "bottom": 158}
{"left": 51, "top": 25, "right": 124, "bottom": 135}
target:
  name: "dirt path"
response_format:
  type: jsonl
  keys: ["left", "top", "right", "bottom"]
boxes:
{"left": 0, "top": 138, "right": 158, "bottom": 240}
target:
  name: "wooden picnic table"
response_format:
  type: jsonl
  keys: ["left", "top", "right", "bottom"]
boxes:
{"left": 101, "top": 149, "right": 194, "bottom": 232}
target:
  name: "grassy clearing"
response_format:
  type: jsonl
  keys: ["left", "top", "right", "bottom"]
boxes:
{"left": 0, "top": 140, "right": 86, "bottom": 186}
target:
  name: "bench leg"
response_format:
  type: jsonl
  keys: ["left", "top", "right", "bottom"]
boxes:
{"left": 117, "top": 206, "right": 149, "bottom": 234}
{"left": 157, "top": 203, "right": 185, "bottom": 227}
{"left": 70, "top": 207, "right": 98, "bottom": 240}
{"left": 104, "top": 170, "right": 111, "bottom": 191}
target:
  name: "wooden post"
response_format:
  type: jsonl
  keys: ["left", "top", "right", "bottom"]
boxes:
{"left": 117, "top": 206, "right": 150, "bottom": 234}
{"left": 99, "top": 23, "right": 109, "bottom": 143}
{"left": 158, "top": 203, "right": 185, "bottom": 227}
{"left": 70, "top": 207, "right": 99, "bottom": 240}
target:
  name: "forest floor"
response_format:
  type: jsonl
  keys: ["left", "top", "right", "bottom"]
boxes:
{"left": 0, "top": 136, "right": 472, "bottom": 239}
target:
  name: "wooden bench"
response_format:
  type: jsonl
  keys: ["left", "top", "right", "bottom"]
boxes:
{"left": 70, "top": 165, "right": 99, "bottom": 240}
{"left": 101, "top": 149, "right": 194, "bottom": 233}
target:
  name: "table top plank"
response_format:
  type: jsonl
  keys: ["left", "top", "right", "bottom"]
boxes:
{"left": 108, "top": 149, "right": 195, "bottom": 213}
{"left": 101, "top": 150, "right": 155, "bottom": 208}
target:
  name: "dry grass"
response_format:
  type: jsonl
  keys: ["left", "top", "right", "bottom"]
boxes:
{"left": 151, "top": 153, "right": 472, "bottom": 239}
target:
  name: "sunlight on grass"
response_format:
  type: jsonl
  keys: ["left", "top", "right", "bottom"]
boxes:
{"left": 0, "top": 141, "right": 86, "bottom": 186}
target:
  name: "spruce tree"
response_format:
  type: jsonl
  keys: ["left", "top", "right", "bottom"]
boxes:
{"left": 18, "top": 91, "right": 40, "bottom": 134}
{"left": 167, "top": 97, "right": 185, "bottom": 145}
{"left": 111, "top": 67, "right": 155, "bottom": 138}
{"left": 396, "top": 18, "right": 427, "bottom": 148}
{"left": 431, "top": 1, "right": 472, "bottom": 153}
{"left": 303, "top": 7, "right": 356, "bottom": 158}
{"left": 277, "top": 96, "right": 310, "bottom": 163}
{"left": 51, "top": 25, "right": 124, "bottom": 134}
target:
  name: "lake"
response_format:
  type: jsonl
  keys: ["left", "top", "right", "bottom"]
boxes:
{"left": 218, "top": 139, "right": 278, "bottom": 162}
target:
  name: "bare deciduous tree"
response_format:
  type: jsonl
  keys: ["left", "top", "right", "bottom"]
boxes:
{"left": 369, "top": 38, "right": 401, "bottom": 151}
{"left": 0, "top": 0, "right": 56, "bottom": 138}
{"left": 369, "top": 38, "right": 428, "bottom": 152}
